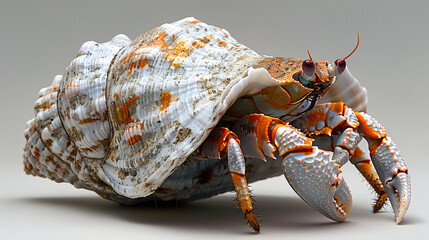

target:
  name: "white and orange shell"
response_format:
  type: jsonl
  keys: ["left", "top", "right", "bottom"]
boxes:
{"left": 23, "top": 17, "right": 367, "bottom": 202}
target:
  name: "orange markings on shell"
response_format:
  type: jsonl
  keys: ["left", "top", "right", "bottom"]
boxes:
{"left": 151, "top": 32, "right": 169, "bottom": 49}
{"left": 198, "top": 35, "right": 214, "bottom": 43}
{"left": 123, "top": 53, "right": 134, "bottom": 64}
{"left": 79, "top": 118, "right": 101, "bottom": 125}
{"left": 188, "top": 19, "right": 200, "bottom": 24}
{"left": 123, "top": 32, "right": 168, "bottom": 75}
{"left": 37, "top": 101, "right": 55, "bottom": 111}
{"left": 44, "top": 138, "right": 53, "bottom": 147}
{"left": 160, "top": 92, "right": 179, "bottom": 111}
{"left": 124, "top": 32, "right": 214, "bottom": 70}
{"left": 218, "top": 39, "right": 228, "bottom": 47}
{"left": 127, "top": 135, "right": 142, "bottom": 145}
{"left": 137, "top": 59, "right": 148, "bottom": 69}
{"left": 65, "top": 81, "right": 79, "bottom": 91}
{"left": 116, "top": 95, "right": 139, "bottom": 125}
{"left": 163, "top": 41, "right": 194, "bottom": 68}
{"left": 127, "top": 59, "right": 148, "bottom": 76}
{"left": 127, "top": 62, "right": 136, "bottom": 76}
{"left": 33, "top": 147, "right": 40, "bottom": 159}
{"left": 125, "top": 125, "right": 143, "bottom": 145}
{"left": 160, "top": 92, "right": 172, "bottom": 111}
{"left": 82, "top": 145, "right": 99, "bottom": 152}
{"left": 24, "top": 163, "right": 33, "bottom": 174}
{"left": 26, "top": 122, "right": 36, "bottom": 133}
{"left": 163, "top": 35, "right": 212, "bottom": 68}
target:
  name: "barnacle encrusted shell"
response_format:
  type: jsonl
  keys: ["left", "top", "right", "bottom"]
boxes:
{"left": 23, "top": 36, "right": 138, "bottom": 203}
{"left": 102, "top": 18, "right": 276, "bottom": 197}
{"left": 57, "top": 34, "right": 131, "bottom": 160}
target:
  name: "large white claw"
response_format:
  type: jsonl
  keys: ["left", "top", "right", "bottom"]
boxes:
{"left": 371, "top": 137, "right": 411, "bottom": 223}
{"left": 282, "top": 147, "right": 353, "bottom": 222}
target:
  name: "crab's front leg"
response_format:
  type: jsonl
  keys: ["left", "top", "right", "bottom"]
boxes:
{"left": 230, "top": 114, "right": 353, "bottom": 222}
{"left": 293, "top": 102, "right": 411, "bottom": 223}
{"left": 354, "top": 111, "right": 411, "bottom": 223}
{"left": 196, "top": 127, "right": 260, "bottom": 232}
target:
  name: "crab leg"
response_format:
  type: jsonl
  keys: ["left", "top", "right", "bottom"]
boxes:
{"left": 293, "top": 102, "right": 410, "bottom": 223}
{"left": 354, "top": 111, "right": 410, "bottom": 223}
{"left": 231, "top": 114, "right": 353, "bottom": 222}
{"left": 350, "top": 147, "right": 387, "bottom": 212}
{"left": 196, "top": 127, "right": 259, "bottom": 232}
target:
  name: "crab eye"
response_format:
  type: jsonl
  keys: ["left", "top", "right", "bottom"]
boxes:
{"left": 302, "top": 59, "right": 315, "bottom": 77}
{"left": 334, "top": 58, "right": 346, "bottom": 75}
{"left": 299, "top": 59, "right": 316, "bottom": 84}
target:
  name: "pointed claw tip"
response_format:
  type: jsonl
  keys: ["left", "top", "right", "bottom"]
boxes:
{"left": 395, "top": 206, "right": 407, "bottom": 224}
{"left": 249, "top": 220, "right": 260, "bottom": 233}
{"left": 395, "top": 211, "right": 405, "bottom": 224}
{"left": 245, "top": 210, "right": 260, "bottom": 233}
{"left": 253, "top": 226, "right": 260, "bottom": 233}
{"left": 373, "top": 192, "right": 388, "bottom": 213}
{"left": 385, "top": 172, "right": 410, "bottom": 224}
{"left": 395, "top": 217, "right": 402, "bottom": 224}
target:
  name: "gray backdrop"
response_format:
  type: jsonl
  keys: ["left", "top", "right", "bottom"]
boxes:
{"left": 1, "top": 0, "right": 427, "bottom": 239}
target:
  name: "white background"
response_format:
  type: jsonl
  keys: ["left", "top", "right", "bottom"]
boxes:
{"left": 1, "top": 1, "right": 427, "bottom": 239}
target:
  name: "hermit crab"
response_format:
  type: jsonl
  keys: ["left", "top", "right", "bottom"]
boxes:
{"left": 24, "top": 17, "right": 410, "bottom": 232}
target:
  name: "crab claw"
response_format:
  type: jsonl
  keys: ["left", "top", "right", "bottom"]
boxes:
{"left": 370, "top": 137, "right": 411, "bottom": 223}
{"left": 282, "top": 147, "right": 353, "bottom": 222}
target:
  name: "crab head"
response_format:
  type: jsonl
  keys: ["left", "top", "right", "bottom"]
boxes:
{"left": 242, "top": 38, "right": 367, "bottom": 222}
{"left": 250, "top": 55, "right": 335, "bottom": 123}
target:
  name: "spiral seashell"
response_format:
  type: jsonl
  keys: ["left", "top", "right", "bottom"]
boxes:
{"left": 23, "top": 36, "right": 138, "bottom": 202}
{"left": 23, "top": 17, "right": 270, "bottom": 200}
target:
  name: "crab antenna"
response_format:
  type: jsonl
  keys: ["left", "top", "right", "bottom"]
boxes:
{"left": 307, "top": 49, "right": 313, "bottom": 62}
{"left": 343, "top": 33, "right": 360, "bottom": 60}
